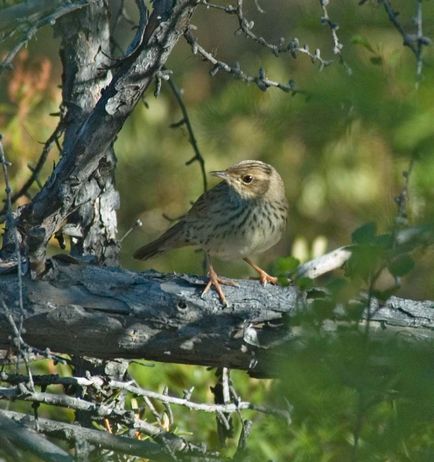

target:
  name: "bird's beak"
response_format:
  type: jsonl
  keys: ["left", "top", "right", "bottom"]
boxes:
{"left": 210, "top": 170, "right": 228, "bottom": 179}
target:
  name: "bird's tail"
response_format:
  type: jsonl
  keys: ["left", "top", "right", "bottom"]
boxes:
{"left": 133, "top": 222, "right": 184, "bottom": 260}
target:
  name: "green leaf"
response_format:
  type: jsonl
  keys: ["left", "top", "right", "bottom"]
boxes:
{"left": 388, "top": 254, "right": 415, "bottom": 277}
{"left": 351, "top": 34, "right": 376, "bottom": 53}
{"left": 296, "top": 277, "right": 314, "bottom": 291}
{"left": 326, "top": 277, "right": 348, "bottom": 295}
{"left": 351, "top": 222, "right": 377, "bottom": 244}
{"left": 273, "top": 256, "right": 300, "bottom": 275}
{"left": 375, "top": 233, "right": 393, "bottom": 250}
{"left": 345, "top": 244, "right": 383, "bottom": 280}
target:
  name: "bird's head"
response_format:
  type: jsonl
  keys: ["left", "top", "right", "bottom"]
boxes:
{"left": 210, "top": 160, "right": 283, "bottom": 201}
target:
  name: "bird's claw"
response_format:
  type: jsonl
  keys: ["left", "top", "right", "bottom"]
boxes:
{"left": 259, "top": 272, "right": 278, "bottom": 286}
{"left": 201, "top": 272, "right": 235, "bottom": 307}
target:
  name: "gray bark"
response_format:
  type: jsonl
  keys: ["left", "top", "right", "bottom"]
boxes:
{"left": 0, "top": 413, "right": 72, "bottom": 462}
{"left": 55, "top": 0, "right": 119, "bottom": 264}
{"left": 12, "top": 0, "right": 197, "bottom": 273}
{"left": 0, "top": 260, "right": 432, "bottom": 377}
{"left": 0, "top": 410, "right": 188, "bottom": 461}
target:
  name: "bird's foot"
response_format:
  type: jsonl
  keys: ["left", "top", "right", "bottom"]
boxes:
{"left": 243, "top": 257, "right": 278, "bottom": 286}
{"left": 257, "top": 270, "right": 278, "bottom": 286}
{"left": 201, "top": 269, "right": 237, "bottom": 307}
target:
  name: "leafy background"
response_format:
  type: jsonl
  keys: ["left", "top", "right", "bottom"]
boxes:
{"left": 1, "top": 0, "right": 434, "bottom": 460}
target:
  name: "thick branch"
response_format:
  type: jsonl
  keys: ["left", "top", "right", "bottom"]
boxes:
{"left": 0, "top": 410, "right": 187, "bottom": 461}
{"left": 15, "top": 0, "right": 198, "bottom": 271}
{"left": 0, "top": 262, "right": 432, "bottom": 377}
{"left": 0, "top": 413, "right": 72, "bottom": 462}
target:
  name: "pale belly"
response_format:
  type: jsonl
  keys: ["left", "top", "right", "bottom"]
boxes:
{"left": 206, "top": 222, "right": 284, "bottom": 260}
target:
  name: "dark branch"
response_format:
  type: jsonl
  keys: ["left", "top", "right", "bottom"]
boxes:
{"left": 0, "top": 1, "right": 89, "bottom": 73}
{"left": 167, "top": 76, "right": 208, "bottom": 192}
{"left": 0, "top": 413, "right": 72, "bottom": 462}
{"left": 13, "top": 0, "right": 199, "bottom": 272}
{"left": 184, "top": 28, "right": 300, "bottom": 94}
{"left": 0, "top": 262, "right": 433, "bottom": 377}
{"left": 0, "top": 409, "right": 218, "bottom": 461}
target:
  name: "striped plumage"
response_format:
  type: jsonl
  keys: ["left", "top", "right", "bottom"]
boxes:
{"left": 134, "top": 160, "right": 288, "bottom": 305}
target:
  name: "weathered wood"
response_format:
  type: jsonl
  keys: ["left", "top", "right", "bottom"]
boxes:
{"left": 14, "top": 0, "right": 198, "bottom": 271}
{"left": 54, "top": 0, "right": 119, "bottom": 264}
{"left": 0, "top": 261, "right": 433, "bottom": 377}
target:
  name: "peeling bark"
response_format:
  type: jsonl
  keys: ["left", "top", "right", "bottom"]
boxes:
{"left": 55, "top": 0, "right": 119, "bottom": 265}
{"left": 14, "top": 0, "right": 197, "bottom": 273}
{"left": 0, "top": 261, "right": 432, "bottom": 377}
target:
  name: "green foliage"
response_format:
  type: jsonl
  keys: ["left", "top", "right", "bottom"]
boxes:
{"left": 272, "top": 333, "right": 434, "bottom": 462}
{"left": 1, "top": 1, "right": 434, "bottom": 460}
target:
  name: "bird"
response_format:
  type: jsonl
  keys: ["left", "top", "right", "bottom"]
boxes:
{"left": 134, "top": 160, "right": 288, "bottom": 306}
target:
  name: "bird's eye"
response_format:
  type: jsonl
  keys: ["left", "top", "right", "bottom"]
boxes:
{"left": 242, "top": 175, "right": 253, "bottom": 184}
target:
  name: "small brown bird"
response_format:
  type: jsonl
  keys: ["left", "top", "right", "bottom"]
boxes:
{"left": 134, "top": 160, "right": 288, "bottom": 305}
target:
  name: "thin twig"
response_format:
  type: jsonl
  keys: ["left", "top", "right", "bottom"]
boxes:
{"left": 185, "top": 28, "right": 299, "bottom": 94}
{"left": 319, "top": 0, "right": 351, "bottom": 74}
{"left": 1, "top": 409, "right": 221, "bottom": 461}
{"left": 167, "top": 76, "right": 208, "bottom": 192}
{"left": 0, "top": 136, "right": 24, "bottom": 314}
{"left": 377, "top": 0, "right": 431, "bottom": 81}
{"left": 0, "top": 372, "right": 291, "bottom": 421}
{"left": 394, "top": 158, "right": 415, "bottom": 227}
{"left": 0, "top": 122, "right": 64, "bottom": 222}
{"left": 119, "top": 218, "right": 143, "bottom": 243}
{"left": 414, "top": 0, "right": 425, "bottom": 86}
{"left": 199, "top": 0, "right": 332, "bottom": 69}
{"left": 0, "top": 2, "right": 89, "bottom": 73}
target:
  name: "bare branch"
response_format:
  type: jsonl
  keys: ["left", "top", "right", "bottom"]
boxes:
{"left": 0, "top": 1, "right": 89, "bottom": 73}
{"left": 0, "top": 413, "right": 72, "bottom": 462}
{"left": 374, "top": 0, "right": 431, "bottom": 81}
{"left": 14, "top": 0, "right": 199, "bottom": 272}
{"left": 1, "top": 409, "right": 213, "bottom": 461}
{"left": 0, "top": 385, "right": 196, "bottom": 453}
{"left": 0, "top": 263, "right": 433, "bottom": 376}
{"left": 199, "top": 0, "right": 332, "bottom": 69}
{"left": 185, "top": 28, "right": 299, "bottom": 94}
{"left": 319, "top": 0, "right": 351, "bottom": 74}
{"left": 0, "top": 122, "right": 64, "bottom": 222}
{"left": 296, "top": 246, "right": 353, "bottom": 280}
{"left": 167, "top": 75, "right": 208, "bottom": 192}
{"left": 0, "top": 136, "right": 24, "bottom": 315}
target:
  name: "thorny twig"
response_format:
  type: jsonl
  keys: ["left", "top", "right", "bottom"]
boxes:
{"left": 0, "top": 375, "right": 265, "bottom": 458}
{"left": 375, "top": 0, "right": 431, "bottom": 82}
{"left": 0, "top": 300, "right": 40, "bottom": 430}
{"left": 1, "top": 409, "right": 221, "bottom": 461}
{"left": 0, "top": 2, "right": 89, "bottom": 73}
{"left": 0, "top": 122, "right": 65, "bottom": 222}
{"left": 0, "top": 384, "right": 192, "bottom": 450}
{"left": 0, "top": 372, "right": 292, "bottom": 422}
{"left": 167, "top": 76, "right": 208, "bottom": 192}
{"left": 0, "top": 136, "right": 23, "bottom": 313}
{"left": 199, "top": 0, "right": 333, "bottom": 70}
{"left": 394, "top": 157, "right": 415, "bottom": 228}
{"left": 319, "top": 0, "right": 351, "bottom": 74}
{"left": 185, "top": 28, "right": 299, "bottom": 94}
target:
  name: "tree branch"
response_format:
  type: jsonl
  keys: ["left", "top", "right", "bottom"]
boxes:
{"left": 0, "top": 261, "right": 433, "bottom": 377}
{"left": 0, "top": 413, "right": 72, "bottom": 462}
{"left": 0, "top": 409, "right": 215, "bottom": 461}
{"left": 13, "top": 0, "right": 199, "bottom": 273}
{"left": 184, "top": 28, "right": 300, "bottom": 94}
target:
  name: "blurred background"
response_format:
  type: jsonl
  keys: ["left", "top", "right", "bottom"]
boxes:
{"left": 2, "top": 0, "right": 434, "bottom": 298}
{"left": 1, "top": 1, "right": 434, "bottom": 460}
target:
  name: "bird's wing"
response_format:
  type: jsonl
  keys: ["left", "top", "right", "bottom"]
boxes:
{"left": 183, "top": 181, "right": 227, "bottom": 221}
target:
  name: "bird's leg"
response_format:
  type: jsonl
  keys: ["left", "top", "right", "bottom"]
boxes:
{"left": 202, "top": 255, "right": 237, "bottom": 306}
{"left": 243, "top": 257, "right": 278, "bottom": 286}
